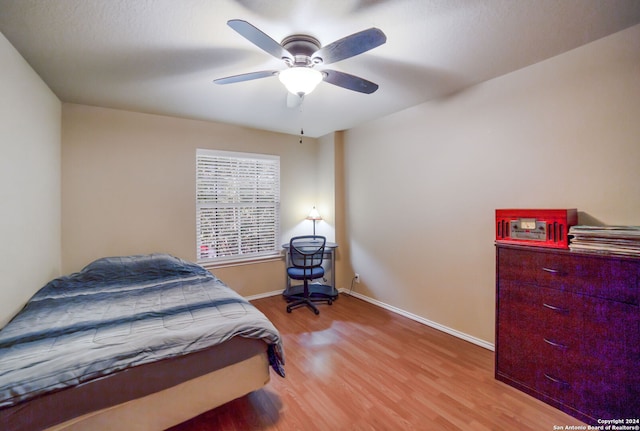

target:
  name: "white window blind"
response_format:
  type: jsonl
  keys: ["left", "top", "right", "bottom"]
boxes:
{"left": 196, "top": 149, "right": 280, "bottom": 264}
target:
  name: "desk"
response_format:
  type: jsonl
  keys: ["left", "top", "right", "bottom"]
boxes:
{"left": 282, "top": 242, "right": 338, "bottom": 300}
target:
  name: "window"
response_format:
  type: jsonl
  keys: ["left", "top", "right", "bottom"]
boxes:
{"left": 196, "top": 149, "right": 280, "bottom": 264}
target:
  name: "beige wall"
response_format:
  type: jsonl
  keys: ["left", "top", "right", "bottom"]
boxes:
{"left": 342, "top": 24, "right": 640, "bottom": 346}
{"left": 316, "top": 133, "right": 336, "bottom": 242}
{"left": 317, "top": 131, "right": 354, "bottom": 292}
{"left": 61, "top": 104, "right": 329, "bottom": 296}
{"left": 332, "top": 132, "right": 351, "bottom": 292}
{"left": 0, "top": 33, "right": 61, "bottom": 326}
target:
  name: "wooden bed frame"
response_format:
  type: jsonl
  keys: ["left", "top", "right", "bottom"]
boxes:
{"left": 46, "top": 352, "right": 270, "bottom": 431}
{"left": 2, "top": 337, "right": 273, "bottom": 431}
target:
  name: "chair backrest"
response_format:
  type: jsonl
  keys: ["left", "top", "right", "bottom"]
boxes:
{"left": 289, "top": 236, "right": 326, "bottom": 269}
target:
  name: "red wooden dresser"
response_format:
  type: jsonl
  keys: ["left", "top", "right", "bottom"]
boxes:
{"left": 495, "top": 244, "right": 639, "bottom": 424}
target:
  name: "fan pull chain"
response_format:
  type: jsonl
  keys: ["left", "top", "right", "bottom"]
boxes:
{"left": 298, "top": 105, "right": 304, "bottom": 144}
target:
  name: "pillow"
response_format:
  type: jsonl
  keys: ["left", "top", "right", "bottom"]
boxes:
{"left": 31, "top": 254, "right": 210, "bottom": 301}
{"left": 78, "top": 253, "right": 209, "bottom": 280}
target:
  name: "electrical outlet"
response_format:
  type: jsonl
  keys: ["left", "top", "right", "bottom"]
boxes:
{"left": 354, "top": 273, "right": 360, "bottom": 283}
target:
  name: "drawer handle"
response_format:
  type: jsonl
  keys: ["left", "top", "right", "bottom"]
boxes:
{"left": 544, "top": 373, "right": 570, "bottom": 387}
{"left": 543, "top": 338, "right": 569, "bottom": 350}
{"left": 542, "top": 267, "right": 560, "bottom": 274}
{"left": 543, "top": 303, "right": 570, "bottom": 314}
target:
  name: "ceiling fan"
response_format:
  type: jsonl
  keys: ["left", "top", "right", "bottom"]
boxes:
{"left": 214, "top": 20, "right": 387, "bottom": 98}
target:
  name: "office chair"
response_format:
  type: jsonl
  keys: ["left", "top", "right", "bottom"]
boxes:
{"left": 286, "top": 235, "right": 333, "bottom": 315}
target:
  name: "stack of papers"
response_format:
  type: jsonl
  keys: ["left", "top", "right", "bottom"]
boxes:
{"left": 569, "top": 225, "right": 640, "bottom": 256}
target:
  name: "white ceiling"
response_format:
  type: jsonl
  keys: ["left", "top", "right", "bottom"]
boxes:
{"left": 2, "top": 0, "right": 640, "bottom": 137}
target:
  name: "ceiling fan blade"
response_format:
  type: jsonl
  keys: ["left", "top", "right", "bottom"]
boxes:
{"left": 227, "top": 19, "right": 292, "bottom": 61}
{"left": 214, "top": 70, "right": 277, "bottom": 85}
{"left": 322, "top": 69, "right": 379, "bottom": 94}
{"left": 313, "top": 28, "right": 386, "bottom": 65}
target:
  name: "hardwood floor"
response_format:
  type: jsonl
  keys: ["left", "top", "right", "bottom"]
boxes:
{"left": 168, "top": 293, "right": 586, "bottom": 430}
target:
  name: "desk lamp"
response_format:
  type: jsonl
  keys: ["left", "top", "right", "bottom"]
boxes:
{"left": 306, "top": 206, "right": 322, "bottom": 236}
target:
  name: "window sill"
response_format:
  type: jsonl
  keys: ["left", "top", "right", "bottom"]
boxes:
{"left": 199, "top": 253, "right": 283, "bottom": 270}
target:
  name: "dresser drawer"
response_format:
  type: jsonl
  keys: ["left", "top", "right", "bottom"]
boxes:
{"left": 501, "top": 283, "right": 582, "bottom": 334}
{"left": 497, "top": 323, "right": 581, "bottom": 406}
{"left": 574, "top": 361, "right": 640, "bottom": 420}
{"left": 497, "top": 283, "right": 581, "bottom": 403}
{"left": 498, "top": 246, "right": 639, "bottom": 304}
{"left": 532, "top": 366, "right": 580, "bottom": 407}
{"left": 496, "top": 323, "right": 540, "bottom": 388}
{"left": 580, "top": 295, "right": 639, "bottom": 354}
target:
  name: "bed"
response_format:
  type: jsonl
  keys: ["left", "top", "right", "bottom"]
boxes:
{"left": 0, "top": 254, "right": 285, "bottom": 431}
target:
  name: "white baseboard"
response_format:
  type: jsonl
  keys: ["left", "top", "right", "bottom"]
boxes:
{"left": 341, "top": 289, "right": 494, "bottom": 351}
{"left": 246, "top": 289, "right": 495, "bottom": 352}
{"left": 245, "top": 290, "right": 283, "bottom": 301}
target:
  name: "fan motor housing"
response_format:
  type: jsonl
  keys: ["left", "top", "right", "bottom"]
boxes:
{"left": 281, "top": 34, "right": 322, "bottom": 66}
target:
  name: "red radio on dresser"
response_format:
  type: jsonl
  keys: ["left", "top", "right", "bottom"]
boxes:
{"left": 495, "top": 208, "right": 578, "bottom": 249}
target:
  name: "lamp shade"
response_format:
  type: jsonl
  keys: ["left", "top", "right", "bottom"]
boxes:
{"left": 278, "top": 67, "right": 323, "bottom": 96}
{"left": 306, "top": 206, "right": 322, "bottom": 221}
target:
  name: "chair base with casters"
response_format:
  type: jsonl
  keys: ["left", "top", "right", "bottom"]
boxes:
{"left": 282, "top": 284, "right": 339, "bottom": 301}
{"left": 286, "top": 296, "right": 332, "bottom": 314}
{"left": 285, "top": 289, "right": 333, "bottom": 315}
{"left": 285, "top": 236, "right": 332, "bottom": 315}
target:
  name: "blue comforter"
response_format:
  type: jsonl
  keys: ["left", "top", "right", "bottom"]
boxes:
{"left": 0, "top": 254, "right": 284, "bottom": 408}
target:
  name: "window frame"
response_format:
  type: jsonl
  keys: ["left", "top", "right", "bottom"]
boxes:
{"left": 196, "top": 149, "right": 281, "bottom": 265}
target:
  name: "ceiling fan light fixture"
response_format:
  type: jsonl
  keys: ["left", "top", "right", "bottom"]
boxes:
{"left": 278, "top": 67, "right": 323, "bottom": 96}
